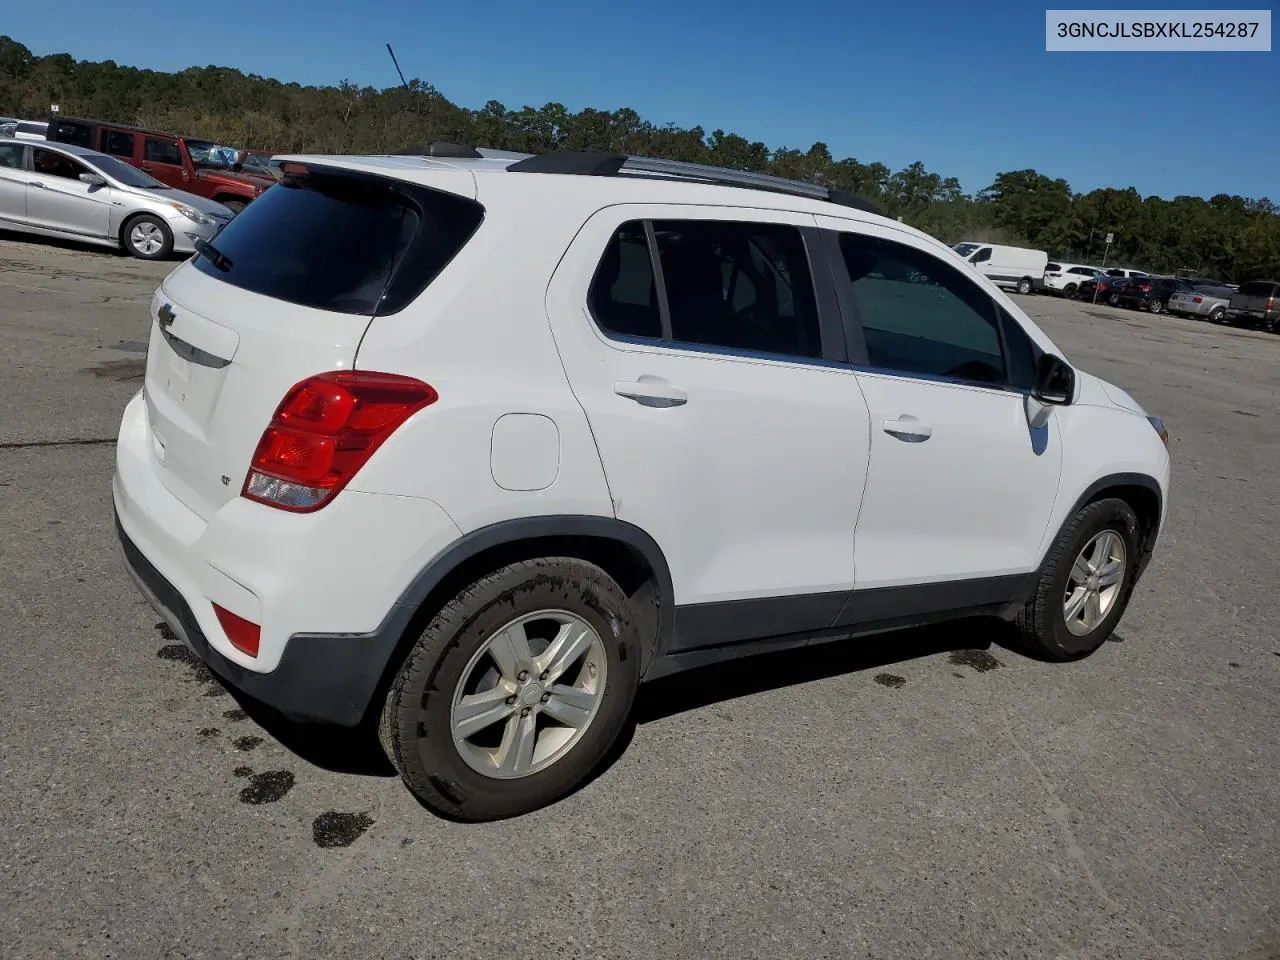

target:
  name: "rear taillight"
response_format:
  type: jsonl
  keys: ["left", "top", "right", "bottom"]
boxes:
{"left": 1267, "top": 297, "right": 1275, "bottom": 313}
{"left": 243, "top": 371, "right": 437, "bottom": 512}
{"left": 1138, "top": 283, "right": 1152, "bottom": 292}
{"left": 1192, "top": 296, "right": 1203, "bottom": 304}
{"left": 213, "top": 603, "right": 260, "bottom": 657}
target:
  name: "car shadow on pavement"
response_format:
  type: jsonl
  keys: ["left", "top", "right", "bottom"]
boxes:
{"left": 223, "top": 616, "right": 1020, "bottom": 787}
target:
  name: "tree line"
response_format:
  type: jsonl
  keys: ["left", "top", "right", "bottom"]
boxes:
{"left": 2, "top": 35, "right": 1276, "bottom": 281}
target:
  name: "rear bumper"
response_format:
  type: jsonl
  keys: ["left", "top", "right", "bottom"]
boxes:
{"left": 112, "top": 389, "right": 464, "bottom": 725}
{"left": 117, "top": 514, "right": 404, "bottom": 725}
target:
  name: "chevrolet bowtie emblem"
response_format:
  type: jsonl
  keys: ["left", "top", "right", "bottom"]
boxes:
{"left": 158, "top": 303, "right": 175, "bottom": 329}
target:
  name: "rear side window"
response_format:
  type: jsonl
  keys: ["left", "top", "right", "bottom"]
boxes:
{"left": 651, "top": 220, "right": 820, "bottom": 359}
{"left": 1238, "top": 281, "right": 1278, "bottom": 296}
{"left": 838, "top": 233, "right": 1005, "bottom": 386}
{"left": 1046, "top": 262, "right": 1061, "bottom": 272}
{"left": 589, "top": 223, "right": 661, "bottom": 339}
{"left": 144, "top": 138, "right": 182, "bottom": 165}
{"left": 100, "top": 130, "right": 135, "bottom": 158}
{"left": 50, "top": 121, "right": 93, "bottom": 148}
{"left": 0, "top": 143, "right": 22, "bottom": 169}
{"left": 192, "top": 169, "right": 484, "bottom": 316}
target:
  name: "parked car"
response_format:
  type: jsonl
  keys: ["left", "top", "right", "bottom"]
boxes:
{"left": 1167, "top": 284, "right": 1234, "bottom": 323}
{"left": 1105, "top": 268, "right": 1149, "bottom": 279}
{"left": 952, "top": 242, "right": 1047, "bottom": 294}
{"left": 46, "top": 117, "right": 274, "bottom": 213}
{"left": 8, "top": 119, "right": 49, "bottom": 141}
{"left": 0, "top": 139, "right": 233, "bottom": 259}
{"left": 1077, "top": 275, "right": 1130, "bottom": 304}
{"left": 1112, "top": 275, "right": 1196, "bottom": 314}
{"left": 1224, "top": 280, "right": 1280, "bottom": 332}
{"left": 113, "top": 147, "right": 1170, "bottom": 821}
{"left": 1043, "top": 262, "right": 1104, "bottom": 298}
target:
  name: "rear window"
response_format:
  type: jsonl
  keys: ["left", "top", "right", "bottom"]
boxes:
{"left": 50, "top": 121, "right": 93, "bottom": 148}
{"left": 1237, "top": 281, "right": 1278, "bottom": 296}
{"left": 16, "top": 121, "right": 46, "bottom": 136}
{"left": 192, "top": 169, "right": 484, "bottom": 315}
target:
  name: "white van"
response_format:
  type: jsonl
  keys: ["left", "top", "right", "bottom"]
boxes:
{"left": 952, "top": 242, "right": 1048, "bottom": 295}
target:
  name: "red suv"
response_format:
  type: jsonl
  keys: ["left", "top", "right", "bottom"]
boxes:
{"left": 47, "top": 117, "right": 275, "bottom": 212}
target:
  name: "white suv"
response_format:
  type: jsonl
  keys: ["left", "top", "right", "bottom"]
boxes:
{"left": 113, "top": 147, "right": 1172, "bottom": 820}
{"left": 1043, "top": 262, "right": 1104, "bottom": 298}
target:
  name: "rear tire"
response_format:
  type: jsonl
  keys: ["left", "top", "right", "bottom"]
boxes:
{"left": 1013, "top": 498, "right": 1141, "bottom": 662}
{"left": 1148, "top": 298, "right": 1164, "bottom": 315}
{"left": 121, "top": 214, "right": 173, "bottom": 260}
{"left": 379, "top": 557, "right": 642, "bottom": 821}
{"left": 1063, "top": 283, "right": 1078, "bottom": 299}
{"left": 1208, "top": 307, "right": 1225, "bottom": 323}
{"left": 1017, "top": 278, "right": 1033, "bottom": 295}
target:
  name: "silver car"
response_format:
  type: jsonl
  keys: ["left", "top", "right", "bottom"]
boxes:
{"left": 0, "top": 139, "right": 233, "bottom": 260}
{"left": 1167, "top": 284, "right": 1234, "bottom": 323}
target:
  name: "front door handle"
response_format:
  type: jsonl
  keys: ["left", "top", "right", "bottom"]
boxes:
{"left": 614, "top": 379, "right": 688, "bottom": 407}
{"left": 27, "top": 181, "right": 47, "bottom": 188}
{"left": 883, "top": 417, "right": 932, "bottom": 442}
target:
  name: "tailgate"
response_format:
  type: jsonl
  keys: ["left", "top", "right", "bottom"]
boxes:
{"left": 144, "top": 265, "right": 371, "bottom": 520}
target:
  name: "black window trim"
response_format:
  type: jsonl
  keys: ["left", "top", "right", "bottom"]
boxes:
{"left": 823, "top": 226, "right": 1038, "bottom": 396}
{"left": 586, "top": 216, "right": 848, "bottom": 367}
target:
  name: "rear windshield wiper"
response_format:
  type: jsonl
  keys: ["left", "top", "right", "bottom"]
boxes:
{"left": 193, "top": 237, "right": 233, "bottom": 272}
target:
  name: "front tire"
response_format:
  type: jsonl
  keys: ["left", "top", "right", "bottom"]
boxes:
{"left": 379, "top": 558, "right": 642, "bottom": 821}
{"left": 1013, "top": 498, "right": 1141, "bottom": 662}
{"left": 122, "top": 214, "right": 173, "bottom": 260}
{"left": 220, "top": 199, "right": 247, "bottom": 215}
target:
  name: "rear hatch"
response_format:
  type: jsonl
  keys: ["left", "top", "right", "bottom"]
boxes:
{"left": 1229, "top": 281, "right": 1278, "bottom": 317}
{"left": 142, "top": 160, "right": 484, "bottom": 520}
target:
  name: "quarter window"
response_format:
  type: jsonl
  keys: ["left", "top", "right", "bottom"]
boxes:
{"left": 588, "top": 222, "right": 662, "bottom": 339}
{"left": 837, "top": 233, "right": 1006, "bottom": 386}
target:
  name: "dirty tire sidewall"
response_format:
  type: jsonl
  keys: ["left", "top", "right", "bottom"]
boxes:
{"left": 1017, "top": 498, "right": 1142, "bottom": 662}
{"left": 381, "top": 558, "right": 641, "bottom": 821}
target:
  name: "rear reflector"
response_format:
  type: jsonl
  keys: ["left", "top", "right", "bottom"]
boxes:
{"left": 243, "top": 371, "right": 437, "bottom": 512}
{"left": 213, "top": 603, "right": 261, "bottom": 657}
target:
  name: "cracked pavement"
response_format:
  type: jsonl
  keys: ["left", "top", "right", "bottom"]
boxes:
{"left": 0, "top": 234, "right": 1277, "bottom": 959}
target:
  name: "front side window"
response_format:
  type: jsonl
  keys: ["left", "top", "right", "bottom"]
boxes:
{"left": 972, "top": 247, "right": 992, "bottom": 263}
{"left": 144, "top": 138, "right": 182, "bottom": 166}
{"left": 838, "top": 233, "right": 1006, "bottom": 386}
{"left": 100, "top": 130, "right": 135, "bottom": 158}
{"left": 84, "top": 154, "right": 164, "bottom": 189}
{"left": 651, "top": 220, "right": 820, "bottom": 359}
{"left": 32, "top": 148, "right": 88, "bottom": 181}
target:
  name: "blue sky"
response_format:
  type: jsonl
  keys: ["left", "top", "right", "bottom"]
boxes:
{"left": 6, "top": 0, "right": 1277, "bottom": 200}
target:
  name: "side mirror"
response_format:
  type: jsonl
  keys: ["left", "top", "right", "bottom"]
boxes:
{"left": 1032, "top": 354, "right": 1075, "bottom": 405}
{"left": 79, "top": 172, "right": 106, "bottom": 186}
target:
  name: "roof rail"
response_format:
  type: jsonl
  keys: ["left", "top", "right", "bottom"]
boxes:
{"left": 504, "top": 151, "right": 886, "bottom": 216}
{"left": 391, "top": 142, "right": 483, "bottom": 158}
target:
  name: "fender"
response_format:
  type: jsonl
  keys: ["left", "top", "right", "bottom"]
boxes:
{"left": 1052, "top": 471, "right": 1164, "bottom": 577}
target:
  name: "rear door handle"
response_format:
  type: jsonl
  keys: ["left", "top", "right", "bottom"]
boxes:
{"left": 27, "top": 181, "right": 47, "bottom": 188}
{"left": 614, "top": 379, "right": 688, "bottom": 407}
{"left": 883, "top": 417, "right": 932, "bottom": 442}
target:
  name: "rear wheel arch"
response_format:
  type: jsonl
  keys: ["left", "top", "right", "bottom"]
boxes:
{"left": 372, "top": 517, "right": 674, "bottom": 713}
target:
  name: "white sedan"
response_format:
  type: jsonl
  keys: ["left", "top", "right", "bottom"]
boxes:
{"left": 0, "top": 139, "right": 233, "bottom": 259}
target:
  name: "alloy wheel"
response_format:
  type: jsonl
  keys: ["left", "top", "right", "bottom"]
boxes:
{"left": 450, "top": 610, "right": 608, "bottom": 779}
{"left": 1063, "top": 530, "right": 1127, "bottom": 636}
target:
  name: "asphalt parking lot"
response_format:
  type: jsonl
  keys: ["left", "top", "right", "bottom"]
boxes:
{"left": 1, "top": 233, "right": 1277, "bottom": 960}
